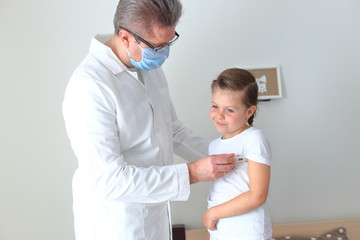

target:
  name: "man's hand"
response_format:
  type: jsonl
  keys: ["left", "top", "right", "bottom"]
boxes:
{"left": 187, "top": 154, "right": 236, "bottom": 184}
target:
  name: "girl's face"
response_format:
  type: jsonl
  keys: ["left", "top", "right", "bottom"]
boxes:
{"left": 210, "top": 89, "right": 256, "bottom": 139}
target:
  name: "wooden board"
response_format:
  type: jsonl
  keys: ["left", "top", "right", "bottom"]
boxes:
{"left": 185, "top": 219, "right": 360, "bottom": 240}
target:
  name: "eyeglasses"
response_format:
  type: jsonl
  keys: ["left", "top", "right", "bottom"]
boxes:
{"left": 119, "top": 26, "right": 179, "bottom": 52}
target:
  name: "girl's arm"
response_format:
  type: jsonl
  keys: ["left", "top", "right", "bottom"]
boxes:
{"left": 203, "top": 160, "right": 271, "bottom": 230}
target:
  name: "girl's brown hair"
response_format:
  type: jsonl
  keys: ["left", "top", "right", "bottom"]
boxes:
{"left": 211, "top": 68, "right": 258, "bottom": 126}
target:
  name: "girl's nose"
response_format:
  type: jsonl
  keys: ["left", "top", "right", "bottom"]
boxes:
{"left": 216, "top": 111, "right": 225, "bottom": 119}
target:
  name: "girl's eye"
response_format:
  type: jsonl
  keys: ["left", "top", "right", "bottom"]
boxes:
{"left": 212, "top": 105, "right": 219, "bottom": 109}
{"left": 227, "top": 109, "right": 234, "bottom": 113}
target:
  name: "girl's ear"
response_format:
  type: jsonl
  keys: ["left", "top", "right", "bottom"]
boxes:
{"left": 247, "top": 105, "right": 257, "bottom": 118}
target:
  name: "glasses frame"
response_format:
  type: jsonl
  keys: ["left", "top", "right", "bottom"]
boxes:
{"left": 119, "top": 26, "right": 179, "bottom": 52}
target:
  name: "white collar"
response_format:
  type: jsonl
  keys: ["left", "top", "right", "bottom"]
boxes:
{"left": 90, "top": 34, "right": 133, "bottom": 76}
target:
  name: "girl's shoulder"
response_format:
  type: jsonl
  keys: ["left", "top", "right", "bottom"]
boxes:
{"left": 243, "top": 127, "right": 267, "bottom": 139}
{"left": 209, "top": 136, "right": 222, "bottom": 147}
{"left": 246, "top": 127, "right": 269, "bottom": 142}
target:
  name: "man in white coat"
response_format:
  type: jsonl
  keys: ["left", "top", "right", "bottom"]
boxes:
{"left": 62, "top": 0, "right": 235, "bottom": 239}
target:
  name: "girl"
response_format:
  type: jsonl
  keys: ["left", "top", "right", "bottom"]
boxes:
{"left": 203, "top": 68, "right": 272, "bottom": 240}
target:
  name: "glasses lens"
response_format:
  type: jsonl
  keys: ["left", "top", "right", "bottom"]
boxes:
{"left": 152, "top": 32, "right": 179, "bottom": 52}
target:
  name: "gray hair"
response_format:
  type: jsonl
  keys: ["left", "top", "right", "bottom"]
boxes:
{"left": 113, "top": 0, "right": 183, "bottom": 37}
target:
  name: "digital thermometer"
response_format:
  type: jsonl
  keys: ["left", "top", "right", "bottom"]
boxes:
{"left": 234, "top": 155, "right": 248, "bottom": 163}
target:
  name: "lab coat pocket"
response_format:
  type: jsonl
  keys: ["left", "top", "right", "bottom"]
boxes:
{"left": 96, "top": 201, "right": 145, "bottom": 240}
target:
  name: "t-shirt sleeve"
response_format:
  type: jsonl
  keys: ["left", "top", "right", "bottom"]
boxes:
{"left": 245, "top": 130, "right": 271, "bottom": 166}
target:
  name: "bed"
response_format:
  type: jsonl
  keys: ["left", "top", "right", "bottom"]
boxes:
{"left": 183, "top": 219, "right": 360, "bottom": 240}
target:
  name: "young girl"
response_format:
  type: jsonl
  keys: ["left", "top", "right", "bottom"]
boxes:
{"left": 203, "top": 68, "right": 272, "bottom": 240}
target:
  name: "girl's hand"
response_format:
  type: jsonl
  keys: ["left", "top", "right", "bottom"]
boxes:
{"left": 203, "top": 208, "right": 218, "bottom": 230}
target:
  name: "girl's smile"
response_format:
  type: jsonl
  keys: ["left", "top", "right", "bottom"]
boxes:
{"left": 210, "top": 89, "right": 256, "bottom": 139}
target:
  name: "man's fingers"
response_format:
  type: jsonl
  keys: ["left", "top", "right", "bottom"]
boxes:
{"left": 209, "top": 154, "right": 238, "bottom": 177}
{"left": 213, "top": 153, "right": 236, "bottom": 165}
{"left": 216, "top": 163, "right": 234, "bottom": 172}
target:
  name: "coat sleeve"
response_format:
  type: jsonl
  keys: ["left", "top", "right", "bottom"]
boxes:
{"left": 63, "top": 74, "right": 190, "bottom": 203}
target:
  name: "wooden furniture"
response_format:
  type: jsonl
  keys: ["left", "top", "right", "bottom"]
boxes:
{"left": 185, "top": 219, "right": 360, "bottom": 240}
{"left": 172, "top": 224, "right": 186, "bottom": 240}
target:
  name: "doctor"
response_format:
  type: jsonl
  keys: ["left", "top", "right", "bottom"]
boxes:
{"left": 62, "top": 0, "right": 235, "bottom": 239}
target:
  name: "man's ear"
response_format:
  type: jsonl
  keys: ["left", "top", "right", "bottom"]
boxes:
{"left": 119, "top": 29, "right": 131, "bottom": 47}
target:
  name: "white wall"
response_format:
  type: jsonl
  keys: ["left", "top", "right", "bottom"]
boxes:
{"left": 168, "top": 0, "right": 360, "bottom": 229}
{"left": 1, "top": 0, "right": 359, "bottom": 239}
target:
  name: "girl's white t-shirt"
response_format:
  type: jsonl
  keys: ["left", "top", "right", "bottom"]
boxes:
{"left": 208, "top": 127, "right": 272, "bottom": 240}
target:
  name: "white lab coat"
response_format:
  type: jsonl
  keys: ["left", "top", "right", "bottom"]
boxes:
{"left": 62, "top": 34, "right": 209, "bottom": 240}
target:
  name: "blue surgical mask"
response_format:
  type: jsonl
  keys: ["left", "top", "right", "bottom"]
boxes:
{"left": 127, "top": 41, "right": 170, "bottom": 71}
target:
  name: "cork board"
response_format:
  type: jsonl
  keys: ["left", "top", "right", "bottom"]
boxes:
{"left": 246, "top": 66, "right": 282, "bottom": 100}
